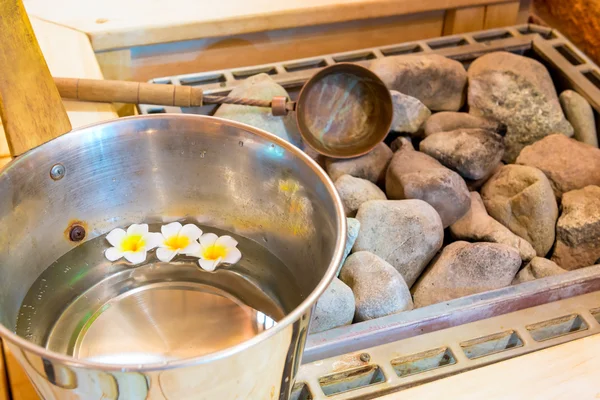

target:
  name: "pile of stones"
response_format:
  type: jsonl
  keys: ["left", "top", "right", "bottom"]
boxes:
{"left": 212, "top": 51, "right": 600, "bottom": 334}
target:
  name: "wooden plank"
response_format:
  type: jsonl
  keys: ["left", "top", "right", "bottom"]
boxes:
{"left": 517, "top": 0, "right": 532, "bottom": 24}
{"left": 484, "top": 1, "right": 521, "bottom": 29}
{"left": 0, "top": 341, "right": 8, "bottom": 400}
{"left": 23, "top": 0, "right": 515, "bottom": 51}
{"left": 2, "top": 343, "right": 39, "bottom": 400}
{"left": 443, "top": 6, "right": 486, "bottom": 35}
{"left": 0, "top": 17, "right": 118, "bottom": 159}
{"left": 381, "top": 333, "right": 600, "bottom": 399}
{"left": 98, "top": 11, "right": 445, "bottom": 82}
{"left": 0, "top": 0, "right": 72, "bottom": 157}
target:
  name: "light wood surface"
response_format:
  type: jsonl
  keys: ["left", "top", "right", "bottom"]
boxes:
{"left": 97, "top": 10, "right": 446, "bottom": 82}
{"left": 443, "top": 5, "right": 486, "bottom": 35}
{"left": 2, "top": 343, "right": 38, "bottom": 400}
{"left": 0, "top": 341, "right": 8, "bottom": 400}
{"left": 23, "top": 0, "right": 517, "bottom": 51}
{"left": 484, "top": 1, "right": 521, "bottom": 29}
{"left": 0, "top": 17, "right": 118, "bottom": 161}
{"left": 383, "top": 333, "right": 600, "bottom": 399}
{"left": 0, "top": 0, "right": 72, "bottom": 156}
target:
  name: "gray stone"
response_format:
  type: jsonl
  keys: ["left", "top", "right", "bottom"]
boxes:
{"left": 481, "top": 165, "right": 558, "bottom": 257}
{"left": 468, "top": 52, "right": 573, "bottom": 162}
{"left": 343, "top": 218, "right": 361, "bottom": 266}
{"left": 390, "top": 90, "right": 431, "bottom": 135}
{"left": 419, "top": 128, "right": 505, "bottom": 180}
{"left": 353, "top": 200, "right": 443, "bottom": 287}
{"left": 309, "top": 278, "right": 355, "bottom": 333}
{"left": 560, "top": 90, "right": 598, "bottom": 147}
{"left": 340, "top": 251, "right": 413, "bottom": 322}
{"left": 512, "top": 257, "right": 566, "bottom": 285}
{"left": 516, "top": 134, "right": 600, "bottom": 199}
{"left": 326, "top": 142, "right": 393, "bottom": 184}
{"left": 552, "top": 186, "right": 600, "bottom": 270}
{"left": 214, "top": 73, "right": 302, "bottom": 146}
{"left": 423, "top": 112, "right": 505, "bottom": 137}
{"left": 450, "top": 192, "right": 536, "bottom": 262}
{"left": 412, "top": 242, "right": 521, "bottom": 307}
{"left": 370, "top": 54, "right": 467, "bottom": 111}
{"left": 385, "top": 139, "right": 470, "bottom": 227}
{"left": 335, "top": 174, "right": 387, "bottom": 217}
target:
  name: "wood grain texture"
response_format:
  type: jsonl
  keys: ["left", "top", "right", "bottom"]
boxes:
{"left": 97, "top": 11, "right": 445, "bottom": 82}
{"left": 23, "top": 0, "right": 516, "bottom": 51}
{"left": 0, "top": 0, "right": 72, "bottom": 156}
{"left": 0, "top": 341, "right": 8, "bottom": 400}
{"left": 484, "top": 1, "right": 520, "bottom": 29}
{"left": 381, "top": 333, "right": 600, "bottom": 399}
{"left": 0, "top": 17, "right": 118, "bottom": 159}
{"left": 443, "top": 6, "right": 486, "bottom": 35}
{"left": 2, "top": 343, "right": 39, "bottom": 400}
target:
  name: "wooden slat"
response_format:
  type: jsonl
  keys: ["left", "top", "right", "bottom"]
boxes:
{"left": 0, "top": 341, "right": 9, "bottom": 400}
{"left": 443, "top": 6, "right": 486, "bottom": 35}
{"left": 484, "top": 1, "right": 521, "bottom": 29}
{"left": 381, "top": 333, "right": 600, "bottom": 399}
{"left": 98, "top": 11, "right": 446, "bottom": 82}
{"left": 22, "top": 0, "right": 516, "bottom": 51}
{"left": 0, "top": 17, "right": 118, "bottom": 159}
{"left": 2, "top": 343, "right": 39, "bottom": 400}
{"left": 0, "top": 0, "right": 72, "bottom": 156}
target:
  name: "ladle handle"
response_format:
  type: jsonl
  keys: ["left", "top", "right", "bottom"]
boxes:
{"left": 54, "top": 77, "right": 205, "bottom": 108}
{"left": 0, "top": 0, "right": 72, "bottom": 156}
{"left": 54, "top": 77, "right": 291, "bottom": 115}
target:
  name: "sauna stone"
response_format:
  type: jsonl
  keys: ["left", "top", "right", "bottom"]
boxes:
{"left": 517, "top": 134, "right": 600, "bottom": 198}
{"left": 326, "top": 142, "right": 393, "bottom": 184}
{"left": 512, "top": 257, "right": 566, "bottom": 285}
{"left": 482, "top": 165, "right": 558, "bottom": 257}
{"left": 334, "top": 174, "right": 386, "bottom": 217}
{"left": 340, "top": 251, "right": 413, "bottom": 322}
{"left": 468, "top": 52, "right": 573, "bottom": 162}
{"left": 412, "top": 242, "right": 521, "bottom": 308}
{"left": 552, "top": 185, "right": 600, "bottom": 270}
{"left": 450, "top": 192, "right": 536, "bottom": 262}
{"left": 560, "top": 90, "right": 598, "bottom": 148}
{"left": 310, "top": 278, "right": 355, "bottom": 333}
{"left": 419, "top": 128, "right": 505, "bottom": 180}
{"left": 370, "top": 54, "right": 467, "bottom": 111}
{"left": 386, "top": 137, "right": 470, "bottom": 227}
{"left": 423, "top": 112, "right": 505, "bottom": 137}
{"left": 389, "top": 90, "right": 431, "bottom": 135}
{"left": 353, "top": 199, "right": 443, "bottom": 287}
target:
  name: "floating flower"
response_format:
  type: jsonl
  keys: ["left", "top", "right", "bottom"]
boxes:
{"left": 192, "top": 233, "right": 242, "bottom": 271}
{"left": 156, "top": 222, "right": 203, "bottom": 262}
{"left": 105, "top": 224, "right": 162, "bottom": 265}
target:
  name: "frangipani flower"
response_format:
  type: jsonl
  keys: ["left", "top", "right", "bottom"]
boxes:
{"left": 105, "top": 224, "right": 162, "bottom": 265}
{"left": 156, "top": 222, "right": 203, "bottom": 262}
{"left": 192, "top": 233, "right": 242, "bottom": 271}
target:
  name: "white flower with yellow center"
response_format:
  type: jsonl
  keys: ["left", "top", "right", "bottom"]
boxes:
{"left": 105, "top": 224, "right": 162, "bottom": 265}
{"left": 156, "top": 222, "right": 203, "bottom": 262}
{"left": 192, "top": 233, "right": 242, "bottom": 271}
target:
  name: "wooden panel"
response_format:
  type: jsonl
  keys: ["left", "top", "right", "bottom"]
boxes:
{"left": 381, "top": 334, "right": 600, "bottom": 399}
{"left": 98, "top": 11, "right": 445, "bottom": 82}
{"left": 484, "top": 1, "right": 521, "bottom": 29}
{"left": 0, "top": 17, "right": 118, "bottom": 158}
{"left": 0, "top": 0, "right": 72, "bottom": 157}
{"left": 2, "top": 343, "right": 39, "bottom": 400}
{"left": 23, "top": 0, "right": 515, "bottom": 51}
{"left": 0, "top": 341, "right": 8, "bottom": 400}
{"left": 443, "top": 6, "right": 486, "bottom": 35}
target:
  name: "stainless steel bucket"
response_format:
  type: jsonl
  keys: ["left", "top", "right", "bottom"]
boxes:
{"left": 0, "top": 114, "right": 346, "bottom": 399}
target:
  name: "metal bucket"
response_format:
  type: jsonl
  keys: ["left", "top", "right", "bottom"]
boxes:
{"left": 0, "top": 114, "right": 346, "bottom": 399}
